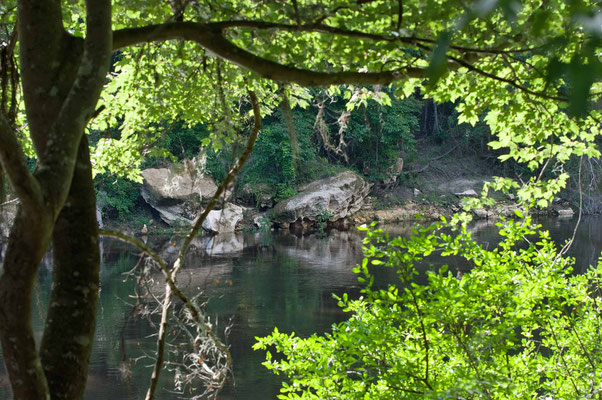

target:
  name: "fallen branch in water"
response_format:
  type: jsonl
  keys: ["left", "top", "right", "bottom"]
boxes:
{"left": 100, "top": 89, "right": 261, "bottom": 400}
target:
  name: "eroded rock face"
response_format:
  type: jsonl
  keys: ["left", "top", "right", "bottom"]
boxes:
{"left": 272, "top": 171, "right": 371, "bottom": 227}
{"left": 142, "top": 167, "right": 218, "bottom": 203}
{"left": 202, "top": 203, "right": 244, "bottom": 233}
{"left": 140, "top": 166, "right": 218, "bottom": 225}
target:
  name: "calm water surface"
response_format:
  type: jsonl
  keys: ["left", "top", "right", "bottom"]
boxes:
{"left": 0, "top": 216, "right": 601, "bottom": 399}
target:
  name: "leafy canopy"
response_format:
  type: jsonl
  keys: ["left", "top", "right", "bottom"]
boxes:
{"left": 3, "top": 0, "right": 594, "bottom": 189}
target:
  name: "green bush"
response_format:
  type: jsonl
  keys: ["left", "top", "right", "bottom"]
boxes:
{"left": 255, "top": 214, "right": 602, "bottom": 399}
{"left": 96, "top": 176, "right": 142, "bottom": 221}
{"left": 162, "top": 122, "right": 207, "bottom": 160}
{"left": 345, "top": 96, "right": 420, "bottom": 179}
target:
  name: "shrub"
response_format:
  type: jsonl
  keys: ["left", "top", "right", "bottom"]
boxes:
{"left": 255, "top": 214, "right": 602, "bottom": 399}
{"left": 96, "top": 176, "right": 142, "bottom": 221}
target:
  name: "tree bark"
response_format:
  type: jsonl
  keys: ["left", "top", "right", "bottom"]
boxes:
{"left": 40, "top": 138, "right": 100, "bottom": 400}
{"left": 0, "top": 207, "right": 53, "bottom": 399}
{"left": 0, "top": 1, "right": 111, "bottom": 398}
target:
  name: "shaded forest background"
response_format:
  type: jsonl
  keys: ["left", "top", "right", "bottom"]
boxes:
{"left": 93, "top": 88, "right": 601, "bottom": 225}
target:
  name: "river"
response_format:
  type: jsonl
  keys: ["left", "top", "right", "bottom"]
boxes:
{"left": 0, "top": 216, "right": 601, "bottom": 399}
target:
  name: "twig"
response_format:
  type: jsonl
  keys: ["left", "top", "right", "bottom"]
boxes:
{"left": 406, "top": 285, "right": 433, "bottom": 390}
{"left": 557, "top": 155, "right": 583, "bottom": 259}
{"left": 145, "top": 89, "right": 261, "bottom": 400}
{"left": 99, "top": 87, "right": 261, "bottom": 400}
{"left": 0, "top": 197, "right": 17, "bottom": 208}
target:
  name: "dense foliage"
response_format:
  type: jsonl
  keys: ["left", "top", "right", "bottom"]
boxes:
{"left": 0, "top": 0, "right": 600, "bottom": 399}
{"left": 256, "top": 214, "right": 602, "bottom": 399}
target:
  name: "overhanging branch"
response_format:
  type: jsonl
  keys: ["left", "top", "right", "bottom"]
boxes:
{"left": 206, "top": 20, "right": 538, "bottom": 55}
{"left": 137, "top": 89, "right": 261, "bottom": 400}
{"left": 0, "top": 112, "right": 42, "bottom": 211}
{"left": 113, "top": 22, "right": 427, "bottom": 86}
{"left": 112, "top": 20, "right": 557, "bottom": 101}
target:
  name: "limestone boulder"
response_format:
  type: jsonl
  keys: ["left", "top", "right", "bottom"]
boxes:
{"left": 141, "top": 167, "right": 218, "bottom": 204}
{"left": 202, "top": 203, "right": 244, "bottom": 233}
{"left": 556, "top": 208, "right": 575, "bottom": 217}
{"left": 140, "top": 166, "right": 218, "bottom": 225}
{"left": 272, "top": 171, "right": 371, "bottom": 226}
{"left": 455, "top": 189, "right": 479, "bottom": 198}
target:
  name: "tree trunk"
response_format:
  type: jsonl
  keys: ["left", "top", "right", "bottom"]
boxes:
{"left": 0, "top": 207, "right": 53, "bottom": 399}
{"left": 40, "top": 138, "right": 100, "bottom": 400}
{"left": 0, "top": 1, "right": 111, "bottom": 397}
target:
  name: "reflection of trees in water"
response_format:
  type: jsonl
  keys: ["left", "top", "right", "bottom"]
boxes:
{"left": 540, "top": 216, "right": 602, "bottom": 273}
{"left": 3, "top": 219, "right": 601, "bottom": 400}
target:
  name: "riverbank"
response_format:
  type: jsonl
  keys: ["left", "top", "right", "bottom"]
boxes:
{"left": 90, "top": 141, "right": 582, "bottom": 240}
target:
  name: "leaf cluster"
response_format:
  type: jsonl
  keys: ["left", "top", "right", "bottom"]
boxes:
{"left": 255, "top": 215, "right": 602, "bottom": 399}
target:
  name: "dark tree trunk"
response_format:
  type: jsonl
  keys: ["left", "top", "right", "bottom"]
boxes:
{"left": 0, "top": 207, "right": 53, "bottom": 399}
{"left": 40, "top": 138, "right": 100, "bottom": 400}
{"left": 0, "top": 1, "right": 111, "bottom": 398}
{"left": 433, "top": 101, "right": 439, "bottom": 133}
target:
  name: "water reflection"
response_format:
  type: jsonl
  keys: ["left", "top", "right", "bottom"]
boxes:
{"left": 0, "top": 216, "right": 601, "bottom": 399}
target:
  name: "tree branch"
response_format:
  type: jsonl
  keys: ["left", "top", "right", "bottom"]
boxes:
{"left": 203, "top": 20, "right": 539, "bottom": 55}
{"left": 415, "top": 41, "right": 567, "bottom": 102}
{"left": 0, "top": 112, "right": 43, "bottom": 211}
{"left": 37, "top": 0, "right": 113, "bottom": 214}
{"left": 177, "top": 89, "right": 261, "bottom": 262}
{"left": 313, "top": 0, "right": 381, "bottom": 24}
{"left": 446, "top": 53, "right": 566, "bottom": 102}
{"left": 396, "top": 0, "right": 403, "bottom": 31}
{"left": 139, "top": 89, "right": 261, "bottom": 400}
{"left": 291, "top": 0, "right": 301, "bottom": 25}
{"left": 112, "top": 20, "right": 550, "bottom": 102}
{"left": 112, "top": 22, "right": 427, "bottom": 86}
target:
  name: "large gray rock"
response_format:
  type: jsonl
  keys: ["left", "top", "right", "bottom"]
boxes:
{"left": 272, "top": 171, "right": 371, "bottom": 226}
{"left": 455, "top": 189, "right": 479, "bottom": 198}
{"left": 202, "top": 203, "right": 244, "bottom": 233}
{"left": 140, "top": 166, "right": 218, "bottom": 225}
{"left": 142, "top": 166, "right": 218, "bottom": 203}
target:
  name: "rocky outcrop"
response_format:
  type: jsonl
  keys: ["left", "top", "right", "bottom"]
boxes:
{"left": 556, "top": 208, "right": 575, "bottom": 217}
{"left": 202, "top": 203, "right": 244, "bottom": 233}
{"left": 272, "top": 171, "right": 371, "bottom": 228}
{"left": 140, "top": 166, "right": 218, "bottom": 225}
{"left": 354, "top": 201, "right": 450, "bottom": 224}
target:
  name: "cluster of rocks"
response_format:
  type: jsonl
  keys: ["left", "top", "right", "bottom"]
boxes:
{"left": 136, "top": 161, "right": 577, "bottom": 237}
{"left": 139, "top": 165, "right": 373, "bottom": 234}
